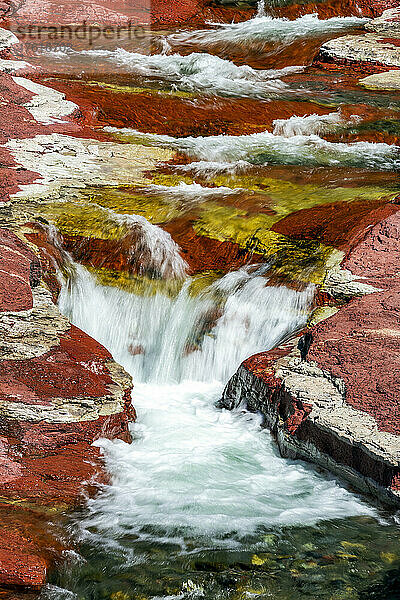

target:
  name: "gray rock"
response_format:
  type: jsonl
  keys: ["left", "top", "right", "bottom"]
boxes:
{"left": 320, "top": 34, "right": 400, "bottom": 67}
{"left": 359, "top": 69, "right": 400, "bottom": 90}
{"left": 366, "top": 8, "right": 400, "bottom": 37}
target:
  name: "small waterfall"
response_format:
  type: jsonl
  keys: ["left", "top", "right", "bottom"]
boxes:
{"left": 59, "top": 263, "right": 314, "bottom": 384}
{"left": 271, "top": 110, "right": 354, "bottom": 136}
{"left": 256, "top": 0, "right": 266, "bottom": 18}
{"left": 58, "top": 256, "right": 371, "bottom": 549}
{"left": 68, "top": 49, "right": 299, "bottom": 99}
{"left": 165, "top": 13, "right": 367, "bottom": 48}
{"left": 52, "top": 0, "right": 375, "bottom": 555}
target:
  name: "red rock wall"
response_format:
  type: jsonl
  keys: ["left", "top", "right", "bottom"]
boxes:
{"left": 220, "top": 210, "right": 400, "bottom": 506}
{"left": 0, "top": 226, "right": 135, "bottom": 590}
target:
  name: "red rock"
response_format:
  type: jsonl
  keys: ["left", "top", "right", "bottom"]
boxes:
{"left": 163, "top": 220, "right": 265, "bottom": 274}
{"left": 308, "top": 211, "right": 400, "bottom": 436}
{"left": 0, "top": 352, "right": 111, "bottom": 404}
{"left": 0, "top": 546, "right": 47, "bottom": 589}
{"left": 31, "top": 74, "right": 334, "bottom": 136}
{"left": 357, "top": 0, "right": 400, "bottom": 17}
{"left": 0, "top": 228, "right": 42, "bottom": 311}
{"left": 0, "top": 503, "right": 66, "bottom": 592}
{"left": 271, "top": 199, "right": 399, "bottom": 252}
{"left": 0, "top": 226, "right": 134, "bottom": 590}
{"left": 223, "top": 210, "right": 400, "bottom": 504}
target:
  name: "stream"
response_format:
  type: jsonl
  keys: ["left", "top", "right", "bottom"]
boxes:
{"left": 34, "top": 1, "right": 400, "bottom": 598}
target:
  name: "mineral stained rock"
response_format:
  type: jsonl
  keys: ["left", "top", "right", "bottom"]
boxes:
{"left": 0, "top": 27, "right": 136, "bottom": 590}
{"left": 0, "top": 227, "right": 135, "bottom": 589}
{"left": 220, "top": 211, "right": 400, "bottom": 506}
{"left": 365, "top": 7, "right": 400, "bottom": 36}
{"left": 319, "top": 34, "right": 400, "bottom": 69}
{"left": 318, "top": 6, "right": 400, "bottom": 70}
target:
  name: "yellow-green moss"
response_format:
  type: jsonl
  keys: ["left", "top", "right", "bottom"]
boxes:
{"left": 193, "top": 203, "right": 278, "bottom": 248}
{"left": 308, "top": 306, "right": 339, "bottom": 327}
{"left": 150, "top": 173, "right": 194, "bottom": 187}
{"left": 88, "top": 267, "right": 184, "bottom": 297}
{"left": 87, "top": 80, "right": 195, "bottom": 98}
{"left": 187, "top": 271, "right": 224, "bottom": 297}
{"left": 34, "top": 202, "right": 129, "bottom": 240}
{"left": 211, "top": 174, "right": 397, "bottom": 215}
{"left": 83, "top": 189, "right": 183, "bottom": 223}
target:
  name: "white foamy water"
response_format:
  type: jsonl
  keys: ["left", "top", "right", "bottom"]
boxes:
{"left": 60, "top": 264, "right": 314, "bottom": 383}
{"left": 256, "top": 0, "right": 266, "bottom": 18}
{"left": 53, "top": 48, "right": 301, "bottom": 99}
{"left": 57, "top": 201, "right": 188, "bottom": 279}
{"left": 144, "top": 181, "right": 242, "bottom": 199}
{"left": 113, "top": 210, "right": 188, "bottom": 279}
{"left": 272, "top": 110, "right": 360, "bottom": 136}
{"left": 106, "top": 125, "right": 400, "bottom": 171}
{"left": 58, "top": 263, "right": 372, "bottom": 549}
{"left": 138, "top": 181, "right": 243, "bottom": 217}
{"left": 167, "top": 13, "right": 367, "bottom": 48}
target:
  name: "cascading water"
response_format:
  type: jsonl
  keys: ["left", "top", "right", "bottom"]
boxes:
{"left": 41, "top": 11, "right": 368, "bottom": 99}
{"left": 166, "top": 13, "right": 367, "bottom": 47}
{"left": 54, "top": 49, "right": 302, "bottom": 99}
{"left": 57, "top": 251, "right": 372, "bottom": 560}
{"left": 35, "top": 3, "right": 400, "bottom": 597}
{"left": 105, "top": 123, "right": 400, "bottom": 171}
{"left": 60, "top": 263, "right": 314, "bottom": 383}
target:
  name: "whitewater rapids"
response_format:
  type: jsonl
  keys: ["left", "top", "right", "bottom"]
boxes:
{"left": 58, "top": 262, "right": 373, "bottom": 551}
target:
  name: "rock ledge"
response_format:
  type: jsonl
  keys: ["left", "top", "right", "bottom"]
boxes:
{"left": 220, "top": 211, "right": 400, "bottom": 506}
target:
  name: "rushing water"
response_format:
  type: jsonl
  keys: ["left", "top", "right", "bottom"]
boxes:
{"left": 51, "top": 259, "right": 390, "bottom": 600}
{"left": 34, "top": 2, "right": 400, "bottom": 599}
{"left": 165, "top": 13, "right": 367, "bottom": 48}
{"left": 106, "top": 122, "right": 400, "bottom": 170}
{"left": 58, "top": 262, "right": 369, "bottom": 537}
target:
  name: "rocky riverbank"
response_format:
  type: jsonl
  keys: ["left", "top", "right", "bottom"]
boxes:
{"left": 0, "top": 26, "right": 138, "bottom": 595}
{"left": 0, "top": 227, "right": 135, "bottom": 591}
{"left": 317, "top": 6, "right": 400, "bottom": 71}
{"left": 220, "top": 209, "right": 400, "bottom": 506}
{"left": 1, "top": 0, "right": 400, "bottom": 594}
{"left": 218, "top": 0, "right": 400, "bottom": 509}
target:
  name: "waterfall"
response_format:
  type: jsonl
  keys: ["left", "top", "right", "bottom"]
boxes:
{"left": 50, "top": 1, "right": 374, "bottom": 558}
{"left": 59, "top": 264, "right": 314, "bottom": 384}
{"left": 58, "top": 259, "right": 371, "bottom": 550}
{"left": 256, "top": 0, "right": 266, "bottom": 18}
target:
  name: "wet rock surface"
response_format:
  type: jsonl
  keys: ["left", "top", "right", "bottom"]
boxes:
{"left": 319, "top": 34, "right": 400, "bottom": 69}
{"left": 0, "top": 228, "right": 134, "bottom": 589}
{"left": 0, "top": 25, "right": 135, "bottom": 594}
{"left": 221, "top": 210, "right": 400, "bottom": 506}
{"left": 366, "top": 7, "right": 400, "bottom": 36}
{"left": 359, "top": 68, "right": 400, "bottom": 88}
{"left": 318, "top": 4, "right": 400, "bottom": 70}
{"left": 1, "top": 0, "right": 400, "bottom": 594}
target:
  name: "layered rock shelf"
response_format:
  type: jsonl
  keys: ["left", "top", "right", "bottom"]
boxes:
{"left": 317, "top": 6, "right": 400, "bottom": 71}
{"left": 220, "top": 210, "right": 400, "bottom": 506}
{"left": 0, "top": 226, "right": 135, "bottom": 590}
{"left": 1, "top": 0, "right": 400, "bottom": 594}
{"left": 0, "top": 23, "right": 136, "bottom": 594}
